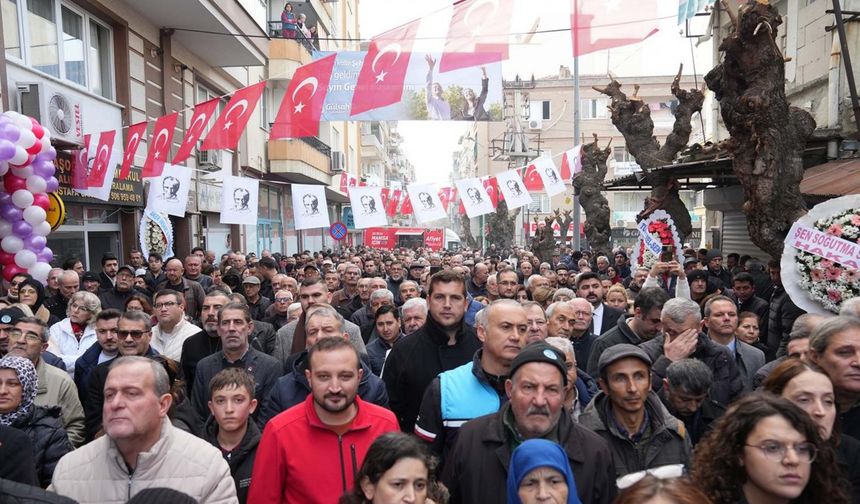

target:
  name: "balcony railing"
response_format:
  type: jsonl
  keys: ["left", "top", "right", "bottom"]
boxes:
{"left": 267, "top": 21, "right": 318, "bottom": 54}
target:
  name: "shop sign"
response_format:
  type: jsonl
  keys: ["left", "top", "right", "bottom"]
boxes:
{"left": 46, "top": 193, "right": 65, "bottom": 230}
{"left": 54, "top": 151, "right": 144, "bottom": 207}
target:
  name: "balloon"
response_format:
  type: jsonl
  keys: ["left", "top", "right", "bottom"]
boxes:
{"left": 0, "top": 251, "right": 13, "bottom": 265}
{"left": 11, "top": 190, "right": 34, "bottom": 209}
{"left": 11, "top": 220, "right": 31, "bottom": 237}
{"left": 24, "top": 142, "right": 42, "bottom": 156}
{"left": 32, "top": 193, "right": 49, "bottom": 211}
{"left": 9, "top": 146, "right": 27, "bottom": 165}
{"left": 45, "top": 177, "right": 58, "bottom": 193}
{"left": 11, "top": 164, "right": 33, "bottom": 178}
{"left": 25, "top": 175, "right": 46, "bottom": 194}
{"left": 28, "top": 262, "right": 50, "bottom": 283}
{"left": 0, "top": 205, "right": 22, "bottom": 222}
{"left": 33, "top": 160, "right": 55, "bottom": 178}
{"left": 2, "top": 265, "right": 25, "bottom": 282}
{"left": 36, "top": 247, "right": 53, "bottom": 263}
{"left": 0, "top": 162, "right": 8, "bottom": 177}
{"left": 31, "top": 121, "right": 44, "bottom": 140}
{"left": 32, "top": 221, "right": 51, "bottom": 237}
{"left": 22, "top": 206, "right": 46, "bottom": 225}
{"left": 3, "top": 175, "right": 26, "bottom": 193}
{"left": 1, "top": 235, "right": 24, "bottom": 254}
{"left": 14, "top": 250, "right": 36, "bottom": 269}
{"left": 16, "top": 129, "right": 35, "bottom": 149}
{"left": 0, "top": 139, "right": 16, "bottom": 160}
{"left": 0, "top": 219, "right": 10, "bottom": 237}
{"left": 0, "top": 123, "right": 19, "bottom": 143}
{"left": 24, "top": 234, "right": 46, "bottom": 251}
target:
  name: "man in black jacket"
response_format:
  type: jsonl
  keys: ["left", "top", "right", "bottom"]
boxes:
{"left": 382, "top": 270, "right": 481, "bottom": 432}
{"left": 98, "top": 253, "right": 119, "bottom": 292}
{"left": 575, "top": 272, "right": 624, "bottom": 336}
{"left": 97, "top": 265, "right": 136, "bottom": 311}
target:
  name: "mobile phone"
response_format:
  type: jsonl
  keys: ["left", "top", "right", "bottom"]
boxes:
{"left": 660, "top": 245, "right": 674, "bottom": 262}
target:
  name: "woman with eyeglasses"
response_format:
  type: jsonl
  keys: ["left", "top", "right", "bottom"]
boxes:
{"left": 46, "top": 291, "right": 101, "bottom": 374}
{"left": 506, "top": 438, "right": 579, "bottom": 504}
{"left": 0, "top": 355, "right": 71, "bottom": 487}
{"left": 16, "top": 277, "right": 59, "bottom": 327}
{"left": 762, "top": 360, "right": 860, "bottom": 503}
{"left": 692, "top": 392, "right": 848, "bottom": 504}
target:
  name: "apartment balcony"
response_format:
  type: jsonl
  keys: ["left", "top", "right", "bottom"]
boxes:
{"left": 269, "top": 136, "right": 332, "bottom": 185}
{"left": 268, "top": 37, "right": 315, "bottom": 80}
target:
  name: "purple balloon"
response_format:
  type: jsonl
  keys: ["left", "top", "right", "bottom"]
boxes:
{"left": 0, "top": 140, "right": 15, "bottom": 161}
{"left": 45, "top": 177, "right": 59, "bottom": 192}
{"left": 37, "top": 248, "right": 53, "bottom": 263}
{"left": 0, "top": 123, "right": 20, "bottom": 143}
{"left": 0, "top": 193, "right": 10, "bottom": 206}
{"left": 35, "top": 149, "right": 56, "bottom": 162}
{"left": 24, "top": 235, "right": 46, "bottom": 251}
{"left": 11, "top": 220, "right": 32, "bottom": 237}
{"left": 0, "top": 204, "right": 22, "bottom": 222}
{"left": 33, "top": 160, "right": 55, "bottom": 178}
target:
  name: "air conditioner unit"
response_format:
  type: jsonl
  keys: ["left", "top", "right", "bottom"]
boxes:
{"left": 17, "top": 82, "right": 84, "bottom": 145}
{"left": 331, "top": 151, "right": 345, "bottom": 173}
{"left": 197, "top": 145, "right": 221, "bottom": 168}
{"left": 528, "top": 118, "right": 542, "bottom": 130}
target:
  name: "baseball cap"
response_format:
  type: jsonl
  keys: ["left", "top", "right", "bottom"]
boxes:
{"left": 0, "top": 307, "right": 26, "bottom": 326}
{"left": 242, "top": 276, "right": 261, "bottom": 285}
{"left": 82, "top": 272, "right": 100, "bottom": 283}
{"left": 683, "top": 257, "right": 700, "bottom": 267}
{"left": 117, "top": 265, "right": 135, "bottom": 276}
{"left": 597, "top": 344, "right": 652, "bottom": 378}
{"left": 509, "top": 342, "right": 568, "bottom": 386}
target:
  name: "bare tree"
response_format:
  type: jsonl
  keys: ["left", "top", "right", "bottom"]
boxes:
{"left": 594, "top": 64, "right": 705, "bottom": 240}
{"left": 485, "top": 200, "right": 517, "bottom": 250}
{"left": 704, "top": 0, "right": 815, "bottom": 257}
{"left": 458, "top": 213, "right": 478, "bottom": 249}
{"left": 532, "top": 215, "right": 556, "bottom": 263}
{"left": 572, "top": 135, "right": 612, "bottom": 254}
{"left": 554, "top": 208, "right": 573, "bottom": 245}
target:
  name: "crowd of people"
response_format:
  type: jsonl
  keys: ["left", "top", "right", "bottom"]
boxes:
{"left": 0, "top": 243, "right": 857, "bottom": 504}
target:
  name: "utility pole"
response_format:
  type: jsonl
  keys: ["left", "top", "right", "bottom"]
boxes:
{"left": 572, "top": 56, "right": 581, "bottom": 251}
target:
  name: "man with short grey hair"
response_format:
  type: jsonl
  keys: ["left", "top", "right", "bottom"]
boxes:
{"left": 46, "top": 270, "right": 81, "bottom": 320}
{"left": 659, "top": 358, "right": 724, "bottom": 446}
{"left": 809, "top": 316, "right": 860, "bottom": 439}
{"left": 51, "top": 356, "right": 237, "bottom": 503}
{"left": 840, "top": 297, "right": 860, "bottom": 319}
{"left": 752, "top": 313, "right": 829, "bottom": 389}
{"left": 401, "top": 298, "right": 428, "bottom": 335}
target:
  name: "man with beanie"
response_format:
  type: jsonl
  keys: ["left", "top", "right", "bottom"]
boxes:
{"left": 442, "top": 341, "right": 616, "bottom": 504}
{"left": 578, "top": 344, "right": 692, "bottom": 477}
{"left": 704, "top": 249, "right": 732, "bottom": 289}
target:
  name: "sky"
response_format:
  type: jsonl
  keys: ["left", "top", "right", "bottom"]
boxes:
{"left": 357, "top": 0, "right": 715, "bottom": 184}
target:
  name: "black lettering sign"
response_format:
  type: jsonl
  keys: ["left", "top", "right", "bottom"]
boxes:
{"left": 54, "top": 151, "right": 144, "bottom": 207}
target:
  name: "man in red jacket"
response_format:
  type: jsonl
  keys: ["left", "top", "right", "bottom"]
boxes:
{"left": 248, "top": 336, "right": 399, "bottom": 503}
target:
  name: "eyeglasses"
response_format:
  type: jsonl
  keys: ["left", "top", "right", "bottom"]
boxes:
{"left": 745, "top": 442, "right": 818, "bottom": 463}
{"left": 275, "top": 297, "right": 291, "bottom": 303}
{"left": 117, "top": 330, "right": 149, "bottom": 339}
{"left": 616, "top": 464, "right": 685, "bottom": 490}
{"left": 6, "top": 329, "right": 43, "bottom": 343}
{"left": 154, "top": 301, "right": 178, "bottom": 310}
{"left": 70, "top": 303, "right": 92, "bottom": 313}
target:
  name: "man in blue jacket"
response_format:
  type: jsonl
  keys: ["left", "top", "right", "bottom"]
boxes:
{"left": 73, "top": 309, "right": 121, "bottom": 398}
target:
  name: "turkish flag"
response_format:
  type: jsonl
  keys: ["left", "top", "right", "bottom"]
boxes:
{"left": 438, "top": 187, "right": 454, "bottom": 211}
{"left": 142, "top": 112, "right": 178, "bottom": 178}
{"left": 453, "top": 188, "right": 467, "bottom": 215}
{"left": 72, "top": 134, "right": 90, "bottom": 190}
{"left": 87, "top": 130, "right": 115, "bottom": 188}
{"left": 439, "top": 0, "right": 513, "bottom": 72}
{"left": 173, "top": 98, "right": 219, "bottom": 164}
{"left": 523, "top": 163, "right": 544, "bottom": 191}
{"left": 272, "top": 54, "right": 337, "bottom": 139}
{"left": 380, "top": 188, "right": 390, "bottom": 209}
{"left": 561, "top": 145, "right": 583, "bottom": 180}
{"left": 571, "top": 0, "right": 659, "bottom": 57}
{"left": 119, "top": 121, "right": 147, "bottom": 180}
{"left": 483, "top": 176, "right": 501, "bottom": 207}
{"left": 386, "top": 189, "right": 401, "bottom": 217}
{"left": 202, "top": 81, "right": 266, "bottom": 150}
{"left": 351, "top": 21, "right": 418, "bottom": 116}
{"left": 400, "top": 194, "right": 414, "bottom": 215}
{"left": 340, "top": 172, "right": 356, "bottom": 193}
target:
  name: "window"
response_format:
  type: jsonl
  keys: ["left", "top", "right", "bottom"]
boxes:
{"left": 528, "top": 194, "right": 550, "bottom": 213}
{"left": 197, "top": 84, "right": 226, "bottom": 138}
{"left": 7, "top": 0, "right": 114, "bottom": 98}
{"left": 613, "top": 146, "right": 632, "bottom": 163}
{"left": 581, "top": 98, "right": 608, "bottom": 119}
{"left": 529, "top": 100, "right": 550, "bottom": 120}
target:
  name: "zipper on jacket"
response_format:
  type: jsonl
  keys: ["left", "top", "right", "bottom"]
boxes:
{"left": 127, "top": 472, "right": 133, "bottom": 501}
{"left": 338, "top": 435, "right": 347, "bottom": 493}
{"left": 350, "top": 443, "right": 358, "bottom": 482}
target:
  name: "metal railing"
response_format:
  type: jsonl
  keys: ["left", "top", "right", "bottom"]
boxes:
{"left": 267, "top": 21, "right": 318, "bottom": 54}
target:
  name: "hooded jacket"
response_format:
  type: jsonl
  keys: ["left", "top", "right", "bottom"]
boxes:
{"left": 203, "top": 417, "right": 261, "bottom": 504}
{"left": 578, "top": 391, "right": 692, "bottom": 478}
{"left": 381, "top": 314, "right": 481, "bottom": 432}
{"left": 12, "top": 405, "right": 72, "bottom": 488}
{"left": 260, "top": 349, "right": 389, "bottom": 425}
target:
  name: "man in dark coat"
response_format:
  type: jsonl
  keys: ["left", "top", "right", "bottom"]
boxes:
{"left": 442, "top": 342, "right": 616, "bottom": 504}
{"left": 97, "top": 265, "right": 136, "bottom": 311}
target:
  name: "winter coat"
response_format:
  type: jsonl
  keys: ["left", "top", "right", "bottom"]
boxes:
{"left": 49, "top": 418, "right": 238, "bottom": 504}
{"left": 381, "top": 315, "right": 482, "bottom": 432}
{"left": 587, "top": 316, "right": 641, "bottom": 378}
{"left": 153, "top": 277, "right": 206, "bottom": 321}
{"left": 441, "top": 403, "right": 616, "bottom": 504}
{"left": 73, "top": 342, "right": 112, "bottom": 399}
{"left": 97, "top": 287, "right": 134, "bottom": 312}
{"left": 260, "top": 350, "right": 388, "bottom": 425}
{"left": 768, "top": 286, "right": 806, "bottom": 360}
{"left": 12, "top": 405, "right": 72, "bottom": 488}
{"left": 248, "top": 395, "right": 399, "bottom": 504}
{"left": 46, "top": 318, "right": 97, "bottom": 374}
{"left": 273, "top": 317, "right": 366, "bottom": 366}
{"left": 639, "top": 332, "right": 743, "bottom": 407}
{"left": 837, "top": 434, "right": 860, "bottom": 504}
{"left": 0, "top": 425, "right": 38, "bottom": 485}
{"left": 204, "top": 418, "right": 261, "bottom": 504}
{"left": 0, "top": 478, "right": 77, "bottom": 503}
{"left": 34, "top": 359, "right": 85, "bottom": 448}
{"left": 578, "top": 392, "right": 692, "bottom": 477}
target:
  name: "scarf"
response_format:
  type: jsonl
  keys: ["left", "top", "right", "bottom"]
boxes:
{"left": 506, "top": 438, "right": 581, "bottom": 504}
{"left": 0, "top": 355, "right": 38, "bottom": 426}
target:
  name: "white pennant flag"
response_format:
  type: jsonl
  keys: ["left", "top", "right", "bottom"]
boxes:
{"left": 533, "top": 155, "right": 566, "bottom": 197}
{"left": 563, "top": 145, "right": 583, "bottom": 181}
{"left": 145, "top": 164, "right": 192, "bottom": 217}
{"left": 495, "top": 169, "right": 533, "bottom": 210}
{"left": 407, "top": 183, "right": 447, "bottom": 224}
{"left": 221, "top": 174, "right": 260, "bottom": 225}
{"left": 292, "top": 184, "right": 330, "bottom": 230}
{"left": 348, "top": 186, "right": 388, "bottom": 229}
{"left": 454, "top": 178, "right": 494, "bottom": 218}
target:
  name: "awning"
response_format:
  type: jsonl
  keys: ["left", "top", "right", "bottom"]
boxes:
{"left": 395, "top": 229, "right": 424, "bottom": 236}
{"left": 800, "top": 158, "right": 860, "bottom": 196}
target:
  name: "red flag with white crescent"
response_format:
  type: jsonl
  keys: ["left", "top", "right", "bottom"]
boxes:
{"left": 439, "top": 0, "right": 513, "bottom": 73}
{"left": 400, "top": 193, "right": 414, "bottom": 215}
{"left": 351, "top": 21, "right": 419, "bottom": 116}
{"left": 438, "top": 187, "right": 454, "bottom": 211}
{"left": 523, "top": 163, "right": 545, "bottom": 191}
{"left": 119, "top": 121, "right": 147, "bottom": 180}
{"left": 483, "top": 176, "right": 502, "bottom": 207}
{"left": 561, "top": 145, "right": 583, "bottom": 181}
{"left": 173, "top": 98, "right": 219, "bottom": 164}
{"left": 386, "top": 189, "right": 402, "bottom": 216}
{"left": 202, "top": 81, "right": 266, "bottom": 150}
{"left": 571, "top": 0, "right": 659, "bottom": 57}
{"left": 87, "top": 130, "right": 115, "bottom": 188}
{"left": 271, "top": 54, "right": 337, "bottom": 139}
{"left": 72, "top": 134, "right": 90, "bottom": 190}
{"left": 142, "top": 112, "right": 178, "bottom": 178}
{"left": 380, "top": 188, "right": 390, "bottom": 209}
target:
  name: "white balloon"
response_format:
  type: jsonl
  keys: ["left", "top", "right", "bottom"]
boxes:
{"left": 0, "top": 162, "right": 8, "bottom": 177}
{"left": 11, "top": 189, "right": 34, "bottom": 209}
{"left": 22, "top": 205, "right": 46, "bottom": 226}
{"left": 25, "top": 176, "right": 46, "bottom": 193}
{"left": 9, "top": 146, "right": 27, "bottom": 165}
{"left": 29, "top": 262, "right": 51, "bottom": 283}
{"left": 16, "top": 129, "right": 36, "bottom": 149}
{"left": 1, "top": 236, "right": 23, "bottom": 254}
{"left": 11, "top": 165, "right": 33, "bottom": 178}
{"left": 0, "top": 219, "right": 10, "bottom": 237}
{"left": 12, "top": 114, "right": 31, "bottom": 130}
{"left": 14, "top": 250, "right": 37, "bottom": 269}
{"left": 32, "top": 221, "right": 51, "bottom": 237}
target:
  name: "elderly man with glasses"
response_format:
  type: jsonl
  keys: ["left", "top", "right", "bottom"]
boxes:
{"left": 263, "top": 290, "right": 294, "bottom": 330}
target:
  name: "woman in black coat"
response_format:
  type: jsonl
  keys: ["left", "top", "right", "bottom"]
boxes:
{"left": 0, "top": 355, "right": 72, "bottom": 487}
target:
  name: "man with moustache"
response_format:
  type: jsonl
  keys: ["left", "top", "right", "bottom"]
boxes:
{"left": 180, "top": 290, "right": 231, "bottom": 394}
{"left": 400, "top": 297, "right": 428, "bottom": 336}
